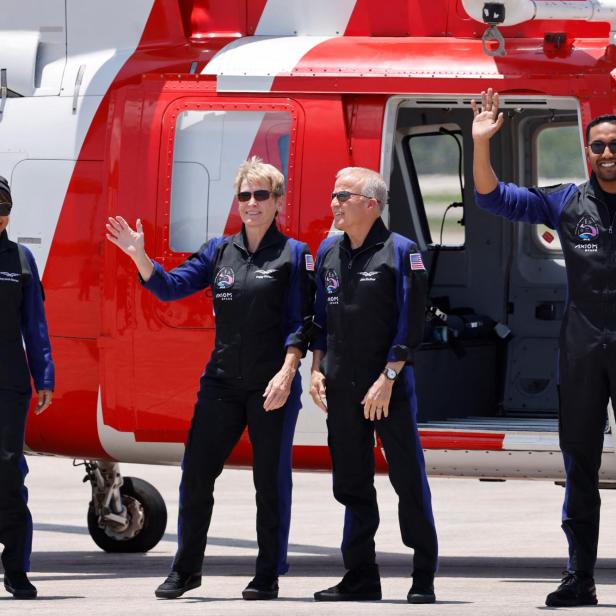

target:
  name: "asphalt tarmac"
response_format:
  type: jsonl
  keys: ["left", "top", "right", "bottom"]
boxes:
{"left": 3, "top": 456, "right": 616, "bottom": 614}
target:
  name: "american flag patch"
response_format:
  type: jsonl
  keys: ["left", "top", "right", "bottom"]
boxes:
{"left": 410, "top": 252, "right": 425, "bottom": 271}
{"left": 305, "top": 254, "right": 314, "bottom": 271}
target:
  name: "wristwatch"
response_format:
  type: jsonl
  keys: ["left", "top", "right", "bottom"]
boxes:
{"left": 382, "top": 367, "right": 398, "bottom": 381}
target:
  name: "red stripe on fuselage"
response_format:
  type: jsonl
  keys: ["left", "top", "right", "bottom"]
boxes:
{"left": 419, "top": 430, "right": 505, "bottom": 451}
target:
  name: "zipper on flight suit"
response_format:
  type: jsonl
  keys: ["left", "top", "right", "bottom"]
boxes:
{"left": 340, "top": 242, "right": 384, "bottom": 387}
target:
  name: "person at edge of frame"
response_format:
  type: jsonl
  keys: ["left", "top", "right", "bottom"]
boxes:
{"left": 105, "top": 157, "right": 315, "bottom": 601}
{"left": 472, "top": 88, "right": 616, "bottom": 608}
{"left": 309, "top": 167, "right": 438, "bottom": 604}
{"left": 0, "top": 175, "right": 54, "bottom": 600}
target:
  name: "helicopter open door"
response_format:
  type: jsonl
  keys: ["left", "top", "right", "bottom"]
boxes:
{"left": 384, "top": 95, "right": 585, "bottom": 433}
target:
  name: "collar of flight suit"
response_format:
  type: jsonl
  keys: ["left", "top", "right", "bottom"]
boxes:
{"left": 583, "top": 173, "right": 602, "bottom": 201}
{"left": 581, "top": 173, "right": 616, "bottom": 226}
{"left": 341, "top": 216, "right": 390, "bottom": 255}
{"left": 0, "top": 230, "right": 11, "bottom": 254}
{"left": 233, "top": 220, "right": 286, "bottom": 256}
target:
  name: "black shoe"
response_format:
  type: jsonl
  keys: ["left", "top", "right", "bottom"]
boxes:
{"left": 545, "top": 571, "right": 598, "bottom": 607}
{"left": 408, "top": 570, "right": 436, "bottom": 604}
{"left": 314, "top": 564, "right": 382, "bottom": 601}
{"left": 4, "top": 571, "right": 37, "bottom": 599}
{"left": 242, "top": 574, "right": 279, "bottom": 600}
{"left": 154, "top": 571, "right": 202, "bottom": 599}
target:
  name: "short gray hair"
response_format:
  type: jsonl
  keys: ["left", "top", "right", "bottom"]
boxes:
{"left": 336, "top": 167, "right": 387, "bottom": 212}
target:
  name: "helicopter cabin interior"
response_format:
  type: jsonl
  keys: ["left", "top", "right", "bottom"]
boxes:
{"left": 385, "top": 95, "right": 585, "bottom": 431}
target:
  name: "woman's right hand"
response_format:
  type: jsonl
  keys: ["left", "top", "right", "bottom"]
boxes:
{"left": 106, "top": 216, "right": 154, "bottom": 281}
{"left": 106, "top": 216, "right": 145, "bottom": 258}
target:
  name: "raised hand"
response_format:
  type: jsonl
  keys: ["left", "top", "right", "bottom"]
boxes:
{"left": 106, "top": 216, "right": 145, "bottom": 258}
{"left": 106, "top": 216, "right": 154, "bottom": 280}
{"left": 471, "top": 88, "right": 504, "bottom": 142}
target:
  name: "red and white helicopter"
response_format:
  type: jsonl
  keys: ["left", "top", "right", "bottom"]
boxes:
{"left": 3, "top": 0, "right": 616, "bottom": 552}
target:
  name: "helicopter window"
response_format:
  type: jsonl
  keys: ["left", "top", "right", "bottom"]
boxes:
{"left": 169, "top": 109, "right": 293, "bottom": 253}
{"left": 533, "top": 124, "right": 585, "bottom": 252}
{"left": 406, "top": 130, "right": 465, "bottom": 247}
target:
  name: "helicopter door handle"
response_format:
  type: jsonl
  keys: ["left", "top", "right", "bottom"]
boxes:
{"left": 72, "top": 64, "right": 86, "bottom": 113}
{"left": 535, "top": 301, "right": 564, "bottom": 321}
{"left": 0, "top": 69, "right": 7, "bottom": 118}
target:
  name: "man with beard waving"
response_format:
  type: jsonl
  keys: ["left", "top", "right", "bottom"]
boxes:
{"left": 472, "top": 88, "right": 616, "bottom": 607}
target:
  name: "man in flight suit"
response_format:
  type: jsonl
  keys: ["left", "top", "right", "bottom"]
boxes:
{"left": 310, "top": 167, "right": 438, "bottom": 604}
{"left": 472, "top": 88, "right": 616, "bottom": 607}
{"left": 0, "top": 176, "right": 54, "bottom": 599}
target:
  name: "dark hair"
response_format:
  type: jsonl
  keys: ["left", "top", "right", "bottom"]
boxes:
{"left": 0, "top": 176, "right": 11, "bottom": 209}
{"left": 585, "top": 115, "right": 616, "bottom": 142}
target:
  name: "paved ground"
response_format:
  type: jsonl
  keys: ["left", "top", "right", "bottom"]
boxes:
{"left": 2, "top": 456, "right": 616, "bottom": 614}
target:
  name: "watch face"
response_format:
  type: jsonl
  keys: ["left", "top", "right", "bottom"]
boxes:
{"left": 385, "top": 368, "right": 397, "bottom": 380}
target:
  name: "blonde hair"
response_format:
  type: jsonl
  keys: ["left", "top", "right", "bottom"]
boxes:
{"left": 234, "top": 156, "right": 285, "bottom": 197}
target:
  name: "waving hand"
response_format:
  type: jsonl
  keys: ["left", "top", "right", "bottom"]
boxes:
{"left": 106, "top": 216, "right": 154, "bottom": 281}
{"left": 471, "top": 88, "right": 504, "bottom": 142}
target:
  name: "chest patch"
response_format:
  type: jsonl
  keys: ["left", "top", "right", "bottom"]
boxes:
{"left": 575, "top": 215, "right": 599, "bottom": 242}
{"left": 214, "top": 266, "right": 235, "bottom": 289}
{"left": 0, "top": 271, "right": 20, "bottom": 284}
{"left": 255, "top": 268, "right": 276, "bottom": 280}
{"left": 573, "top": 215, "right": 600, "bottom": 253}
{"left": 325, "top": 269, "right": 340, "bottom": 294}
{"left": 358, "top": 271, "right": 379, "bottom": 282}
{"left": 324, "top": 269, "right": 340, "bottom": 305}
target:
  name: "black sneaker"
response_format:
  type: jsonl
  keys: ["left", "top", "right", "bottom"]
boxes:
{"left": 4, "top": 571, "right": 37, "bottom": 599}
{"left": 408, "top": 570, "right": 436, "bottom": 604}
{"left": 314, "top": 564, "right": 382, "bottom": 601}
{"left": 154, "top": 571, "right": 202, "bottom": 599}
{"left": 545, "top": 571, "right": 598, "bottom": 607}
{"left": 242, "top": 574, "right": 279, "bottom": 600}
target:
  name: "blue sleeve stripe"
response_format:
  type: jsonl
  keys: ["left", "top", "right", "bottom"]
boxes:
{"left": 142, "top": 237, "right": 224, "bottom": 301}
{"left": 283, "top": 240, "right": 303, "bottom": 347}
{"left": 20, "top": 248, "right": 54, "bottom": 390}
{"left": 387, "top": 236, "right": 410, "bottom": 360}
{"left": 474, "top": 182, "right": 577, "bottom": 229}
{"left": 309, "top": 238, "right": 334, "bottom": 352}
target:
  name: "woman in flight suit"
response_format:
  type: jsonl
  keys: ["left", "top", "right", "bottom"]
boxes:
{"left": 106, "top": 158, "right": 314, "bottom": 601}
{"left": 0, "top": 176, "right": 54, "bottom": 600}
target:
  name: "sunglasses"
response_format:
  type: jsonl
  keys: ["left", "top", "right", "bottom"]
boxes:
{"left": 588, "top": 141, "right": 616, "bottom": 155}
{"left": 331, "top": 191, "right": 374, "bottom": 203}
{"left": 237, "top": 190, "right": 273, "bottom": 202}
